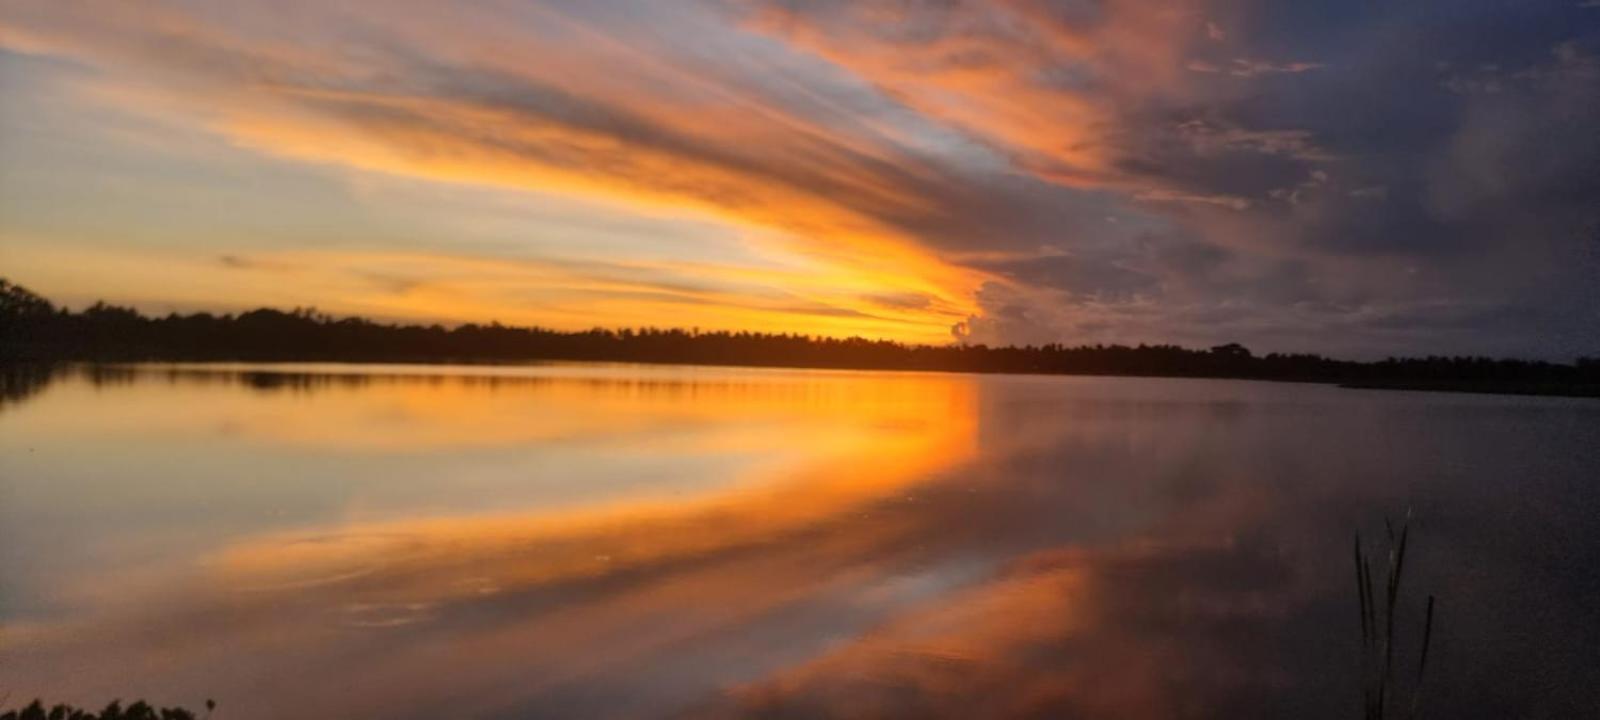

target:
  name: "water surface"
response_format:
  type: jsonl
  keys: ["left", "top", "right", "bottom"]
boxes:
{"left": 2, "top": 363, "right": 1597, "bottom": 718}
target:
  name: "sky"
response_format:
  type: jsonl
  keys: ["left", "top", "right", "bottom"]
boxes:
{"left": 0, "top": 0, "right": 1597, "bottom": 358}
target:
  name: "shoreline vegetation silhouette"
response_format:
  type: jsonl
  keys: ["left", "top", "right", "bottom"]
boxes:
{"left": 3, "top": 278, "right": 1596, "bottom": 397}
{"left": 0, "top": 699, "right": 212, "bottom": 720}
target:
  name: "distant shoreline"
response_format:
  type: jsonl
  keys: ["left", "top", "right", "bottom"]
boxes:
{"left": 5, "top": 277, "right": 1598, "bottom": 399}
{"left": 1337, "top": 380, "right": 1600, "bottom": 398}
{"left": 7, "top": 359, "right": 1600, "bottom": 402}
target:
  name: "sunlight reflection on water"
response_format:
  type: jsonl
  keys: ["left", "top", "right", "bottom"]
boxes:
{"left": 1, "top": 363, "right": 1597, "bottom": 718}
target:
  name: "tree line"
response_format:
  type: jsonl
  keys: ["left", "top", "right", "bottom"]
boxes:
{"left": 3, "top": 278, "right": 1596, "bottom": 395}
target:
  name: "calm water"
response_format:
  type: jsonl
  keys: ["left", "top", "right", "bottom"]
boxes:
{"left": 1, "top": 363, "right": 1597, "bottom": 718}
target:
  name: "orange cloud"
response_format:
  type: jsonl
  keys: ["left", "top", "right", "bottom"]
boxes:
{"left": 744, "top": 0, "right": 1207, "bottom": 191}
{"left": 0, "top": 1, "right": 992, "bottom": 341}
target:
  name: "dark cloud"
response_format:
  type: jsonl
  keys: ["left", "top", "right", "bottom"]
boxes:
{"left": 930, "top": 1, "right": 1600, "bottom": 357}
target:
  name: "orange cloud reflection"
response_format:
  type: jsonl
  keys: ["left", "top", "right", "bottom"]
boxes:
{"left": 1, "top": 364, "right": 980, "bottom": 718}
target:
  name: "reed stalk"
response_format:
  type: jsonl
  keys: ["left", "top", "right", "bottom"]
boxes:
{"left": 1355, "top": 512, "right": 1436, "bottom": 720}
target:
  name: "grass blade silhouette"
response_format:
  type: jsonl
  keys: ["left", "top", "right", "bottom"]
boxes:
{"left": 1355, "top": 513, "right": 1435, "bottom": 720}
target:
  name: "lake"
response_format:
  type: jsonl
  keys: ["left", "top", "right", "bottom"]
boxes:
{"left": 2, "top": 362, "right": 1597, "bottom": 718}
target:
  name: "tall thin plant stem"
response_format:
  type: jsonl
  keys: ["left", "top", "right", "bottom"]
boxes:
{"left": 1355, "top": 513, "right": 1435, "bottom": 720}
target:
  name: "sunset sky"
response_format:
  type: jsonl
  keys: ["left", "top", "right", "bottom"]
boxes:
{"left": 1, "top": 1, "right": 1596, "bottom": 357}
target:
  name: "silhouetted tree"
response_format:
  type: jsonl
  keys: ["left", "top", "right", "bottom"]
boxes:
{"left": 0, "top": 278, "right": 55, "bottom": 318}
{"left": 0, "top": 698, "right": 211, "bottom": 720}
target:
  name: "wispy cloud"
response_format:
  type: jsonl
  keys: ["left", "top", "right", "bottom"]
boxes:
{"left": 1134, "top": 189, "right": 1253, "bottom": 211}
{"left": 1187, "top": 58, "right": 1327, "bottom": 77}
{"left": 1224, "top": 58, "right": 1327, "bottom": 76}
{"left": 0, "top": 0, "right": 990, "bottom": 341}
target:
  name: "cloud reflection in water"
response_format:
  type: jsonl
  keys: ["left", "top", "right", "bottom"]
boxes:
{"left": 1, "top": 365, "right": 1597, "bottom": 718}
